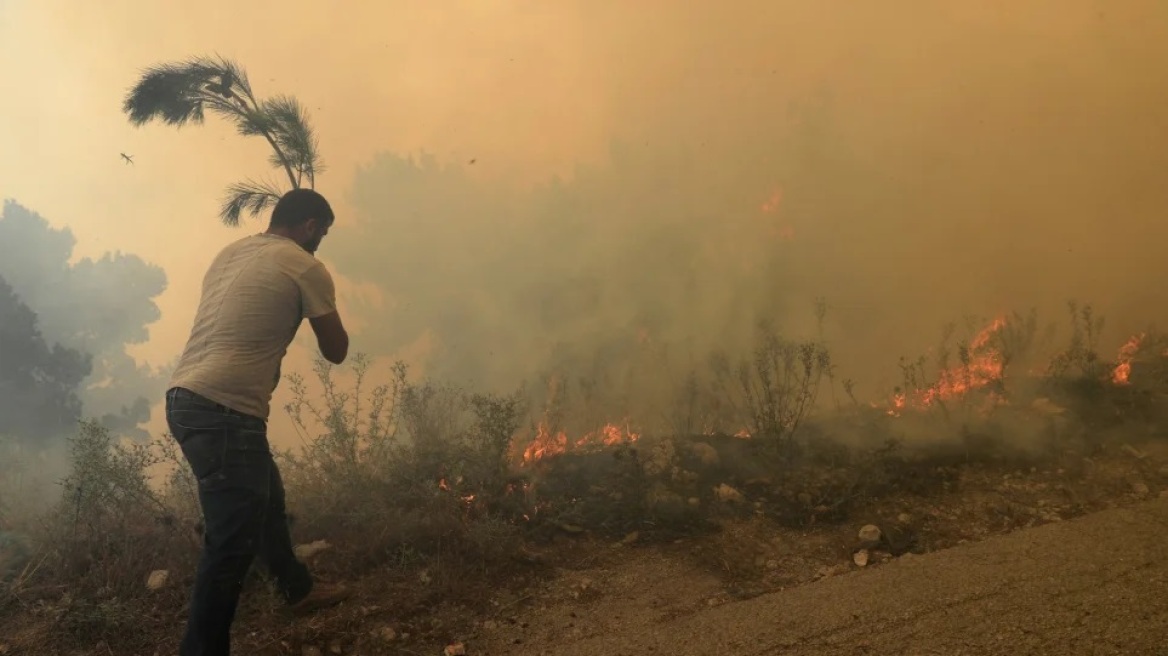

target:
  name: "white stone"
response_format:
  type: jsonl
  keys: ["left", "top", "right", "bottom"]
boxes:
{"left": 853, "top": 549, "right": 870, "bottom": 567}
{"left": 146, "top": 569, "right": 170, "bottom": 591}
{"left": 715, "top": 484, "right": 744, "bottom": 503}
{"left": 858, "top": 524, "right": 882, "bottom": 546}
{"left": 293, "top": 540, "right": 332, "bottom": 561}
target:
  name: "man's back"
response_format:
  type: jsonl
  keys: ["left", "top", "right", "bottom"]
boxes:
{"left": 169, "top": 233, "right": 336, "bottom": 420}
{"left": 165, "top": 189, "right": 350, "bottom": 656}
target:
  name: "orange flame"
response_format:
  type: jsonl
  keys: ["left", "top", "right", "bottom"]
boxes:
{"left": 436, "top": 477, "right": 476, "bottom": 509}
{"left": 521, "top": 421, "right": 641, "bottom": 464}
{"left": 888, "top": 317, "right": 1008, "bottom": 415}
{"left": 522, "top": 422, "right": 568, "bottom": 463}
{"left": 760, "top": 189, "right": 782, "bottom": 213}
{"left": 1112, "top": 333, "right": 1145, "bottom": 385}
{"left": 759, "top": 187, "right": 795, "bottom": 241}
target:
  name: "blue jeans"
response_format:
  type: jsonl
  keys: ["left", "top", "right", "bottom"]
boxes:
{"left": 166, "top": 387, "right": 312, "bottom": 656}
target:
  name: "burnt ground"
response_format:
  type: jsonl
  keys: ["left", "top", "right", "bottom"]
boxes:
{"left": 4, "top": 411, "right": 1168, "bottom": 655}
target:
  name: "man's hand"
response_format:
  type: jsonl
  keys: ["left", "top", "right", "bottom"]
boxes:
{"left": 309, "top": 311, "right": 349, "bottom": 364}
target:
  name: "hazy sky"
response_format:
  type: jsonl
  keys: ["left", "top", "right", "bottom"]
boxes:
{"left": 2, "top": 0, "right": 1166, "bottom": 441}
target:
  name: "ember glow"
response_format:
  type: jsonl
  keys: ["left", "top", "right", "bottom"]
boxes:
{"left": 759, "top": 187, "right": 795, "bottom": 241}
{"left": 760, "top": 189, "right": 782, "bottom": 213}
{"left": 888, "top": 316, "right": 1008, "bottom": 416}
{"left": 699, "top": 427, "right": 752, "bottom": 439}
{"left": 1111, "top": 333, "right": 1145, "bottom": 385}
{"left": 436, "top": 478, "right": 476, "bottom": 507}
{"left": 521, "top": 421, "right": 641, "bottom": 464}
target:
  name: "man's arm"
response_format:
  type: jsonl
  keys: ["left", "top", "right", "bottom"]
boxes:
{"left": 298, "top": 263, "right": 349, "bottom": 364}
{"left": 309, "top": 311, "right": 349, "bottom": 365}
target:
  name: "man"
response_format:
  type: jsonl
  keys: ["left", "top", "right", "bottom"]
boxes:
{"left": 166, "top": 188, "right": 351, "bottom": 656}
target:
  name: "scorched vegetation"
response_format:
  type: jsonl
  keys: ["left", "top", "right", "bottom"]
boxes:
{"left": 2, "top": 302, "right": 1168, "bottom": 655}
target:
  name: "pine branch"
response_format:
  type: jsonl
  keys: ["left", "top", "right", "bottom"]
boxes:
{"left": 219, "top": 179, "right": 285, "bottom": 227}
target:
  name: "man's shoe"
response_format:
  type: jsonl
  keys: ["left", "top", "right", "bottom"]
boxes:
{"left": 289, "top": 582, "right": 351, "bottom": 616}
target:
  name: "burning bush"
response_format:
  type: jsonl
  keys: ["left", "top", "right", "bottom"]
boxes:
{"left": 505, "top": 320, "right": 834, "bottom": 540}
{"left": 4, "top": 301, "right": 1168, "bottom": 654}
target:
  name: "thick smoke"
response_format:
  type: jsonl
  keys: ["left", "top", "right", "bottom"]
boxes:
{"left": 0, "top": 201, "right": 169, "bottom": 440}
{"left": 329, "top": 143, "right": 798, "bottom": 382}
{"left": 316, "top": 2, "right": 1168, "bottom": 422}
{"left": 5, "top": 0, "right": 1167, "bottom": 435}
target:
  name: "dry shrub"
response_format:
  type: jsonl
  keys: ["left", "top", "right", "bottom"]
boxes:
{"left": 1035, "top": 302, "right": 1168, "bottom": 432}
{"left": 707, "top": 320, "right": 831, "bottom": 456}
{"left": 278, "top": 355, "right": 535, "bottom": 583}
{"left": 1046, "top": 301, "right": 1108, "bottom": 383}
{"left": 523, "top": 442, "right": 709, "bottom": 541}
{"left": 525, "top": 321, "right": 834, "bottom": 540}
{"left": 2, "top": 354, "right": 546, "bottom": 652}
{"left": 4, "top": 299, "right": 1167, "bottom": 653}
{"left": 2, "top": 421, "right": 197, "bottom": 649}
{"left": 664, "top": 320, "right": 830, "bottom": 450}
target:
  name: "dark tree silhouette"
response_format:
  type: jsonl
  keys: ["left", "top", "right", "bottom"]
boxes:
{"left": 121, "top": 55, "right": 323, "bottom": 226}
{"left": 0, "top": 200, "right": 169, "bottom": 441}
{"left": 0, "top": 275, "right": 91, "bottom": 446}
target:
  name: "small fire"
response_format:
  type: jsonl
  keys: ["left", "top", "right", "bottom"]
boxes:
{"left": 1112, "top": 333, "right": 1145, "bottom": 385}
{"left": 502, "top": 480, "right": 549, "bottom": 522}
{"left": 522, "top": 423, "right": 568, "bottom": 463}
{"left": 887, "top": 393, "right": 907, "bottom": 416}
{"left": 700, "top": 426, "right": 752, "bottom": 438}
{"left": 760, "top": 189, "right": 782, "bottom": 213}
{"left": 436, "top": 477, "right": 476, "bottom": 507}
{"left": 521, "top": 421, "right": 641, "bottom": 464}
{"left": 888, "top": 316, "right": 1008, "bottom": 415}
{"left": 759, "top": 186, "right": 795, "bottom": 241}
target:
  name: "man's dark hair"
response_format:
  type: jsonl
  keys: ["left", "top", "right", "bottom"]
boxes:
{"left": 269, "top": 189, "right": 334, "bottom": 228}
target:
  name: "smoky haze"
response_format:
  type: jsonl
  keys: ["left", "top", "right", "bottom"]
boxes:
{"left": 3, "top": 1, "right": 1167, "bottom": 441}
{"left": 325, "top": 1, "right": 1168, "bottom": 417}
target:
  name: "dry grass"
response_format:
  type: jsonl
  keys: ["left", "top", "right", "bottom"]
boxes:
{"left": 2, "top": 304, "right": 1166, "bottom": 654}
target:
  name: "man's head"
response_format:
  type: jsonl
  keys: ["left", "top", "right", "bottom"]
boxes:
{"left": 266, "top": 189, "right": 335, "bottom": 254}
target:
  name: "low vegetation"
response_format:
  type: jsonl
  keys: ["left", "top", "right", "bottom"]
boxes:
{"left": 2, "top": 301, "right": 1166, "bottom": 654}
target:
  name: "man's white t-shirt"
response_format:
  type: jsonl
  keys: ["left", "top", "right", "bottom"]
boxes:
{"left": 169, "top": 233, "right": 337, "bottom": 420}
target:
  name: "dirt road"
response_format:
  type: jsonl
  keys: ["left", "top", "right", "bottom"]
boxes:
{"left": 508, "top": 496, "right": 1168, "bottom": 656}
